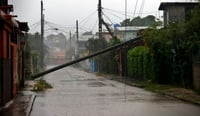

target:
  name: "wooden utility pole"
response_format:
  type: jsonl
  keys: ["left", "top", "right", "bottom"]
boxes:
{"left": 41, "top": 0, "right": 44, "bottom": 69}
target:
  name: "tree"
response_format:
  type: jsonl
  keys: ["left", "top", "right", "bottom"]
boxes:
{"left": 186, "top": 4, "right": 200, "bottom": 62}
{"left": 128, "top": 46, "right": 155, "bottom": 81}
{"left": 24, "top": 32, "right": 48, "bottom": 77}
{"left": 121, "top": 15, "right": 162, "bottom": 26}
{"left": 141, "top": 4, "right": 200, "bottom": 88}
{"left": 86, "top": 37, "right": 121, "bottom": 74}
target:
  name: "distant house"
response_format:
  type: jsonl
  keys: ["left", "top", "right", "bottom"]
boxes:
{"left": 159, "top": 2, "right": 199, "bottom": 27}
{"left": 78, "top": 31, "right": 94, "bottom": 53}
{"left": 0, "top": 2, "right": 29, "bottom": 107}
{"left": 94, "top": 26, "right": 148, "bottom": 42}
{"left": 115, "top": 26, "right": 148, "bottom": 41}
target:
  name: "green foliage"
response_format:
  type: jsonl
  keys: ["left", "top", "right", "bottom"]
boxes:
{"left": 24, "top": 32, "right": 49, "bottom": 78}
{"left": 186, "top": 4, "right": 200, "bottom": 62}
{"left": 33, "top": 79, "right": 52, "bottom": 92}
{"left": 128, "top": 46, "right": 155, "bottom": 81}
{"left": 121, "top": 15, "right": 162, "bottom": 26}
{"left": 101, "top": 37, "right": 121, "bottom": 74}
{"left": 143, "top": 22, "right": 194, "bottom": 87}
{"left": 141, "top": 4, "right": 200, "bottom": 88}
{"left": 86, "top": 37, "right": 121, "bottom": 74}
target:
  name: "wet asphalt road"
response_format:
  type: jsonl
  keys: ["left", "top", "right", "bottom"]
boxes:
{"left": 30, "top": 66, "right": 200, "bottom": 116}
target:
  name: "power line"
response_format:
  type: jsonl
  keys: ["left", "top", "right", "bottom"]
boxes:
{"left": 104, "top": 8, "right": 132, "bottom": 19}
{"left": 133, "top": 0, "right": 139, "bottom": 18}
{"left": 79, "top": 10, "right": 97, "bottom": 24}
{"left": 104, "top": 7, "right": 158, "bottom": 18}
{"left": 104, "top": 11, "right": 124, "bottom": 21}
{"left": 102, "top": 11, "right": 114, "bottom": 25}
{"left": 138, "top": 0, "right": 146, "bottom": 17}
{"left": 104, "top": 8, "right": 133, "bottom": 17}
{"left": 91, "top": 19, "right": 98, "bottom": 32}
{"left": 29, "top": 21, "right": 41, "bottom": 31}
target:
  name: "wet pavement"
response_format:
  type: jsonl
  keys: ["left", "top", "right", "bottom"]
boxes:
{"left": 0, "top": 92, "right": 35, "bottom": 116}
{"left": 30, "top": 66, "right": 200, "bottom": 116}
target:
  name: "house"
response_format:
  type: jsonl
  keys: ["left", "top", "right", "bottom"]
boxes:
{"left": 94, "top": 26, "right": 147, "bottom": 42}
{"left": 159, "top": 2, "right": 199, "bottom": 27}
{"left": 115, "top": 26, "right": 148, "bottom": 41}
{"left": 78, "top": 31, "right": 94, "bottom": 53}
{"left": 0, "top": 1, "right": 29, "bottom": 107}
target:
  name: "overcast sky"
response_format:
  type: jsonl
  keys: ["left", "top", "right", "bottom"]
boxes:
{"left": 8, "top": 0, "right": 195, "bottom": 33}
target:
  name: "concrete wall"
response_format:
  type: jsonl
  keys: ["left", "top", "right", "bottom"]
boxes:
{"left": 164, "top": 6, "right": 185, "bottom": 27}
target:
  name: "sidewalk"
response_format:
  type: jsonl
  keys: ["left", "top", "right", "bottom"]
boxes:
{"left": 160, "top": 88, "right": 200, "bottom": 105}
{"left": 0, "top": 90, "right": 36, "bottom": 116}
{"left": 102, "top": 73, "right": 200, "bottom": 106}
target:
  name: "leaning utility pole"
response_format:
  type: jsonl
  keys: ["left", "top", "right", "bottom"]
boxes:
{"left": 41, "top": 0, "right": 44, "bottom": 69}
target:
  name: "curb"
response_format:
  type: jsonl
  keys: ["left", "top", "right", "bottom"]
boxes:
{"left": 159, "top": 91, "right": 200, "bottom": 106}
{"left": 0, "top": 100, "right": 13, "bottom": 111}
{"left": 26, "top": 94, "right": 36, "bottom": 116}
{"left": 107, "top": 76, "right": 200, "bottom": 106}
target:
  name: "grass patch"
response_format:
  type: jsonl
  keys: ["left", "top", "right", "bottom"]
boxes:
{"left": 195, "top": 89, "right": 200, "bottom": 95}
{"left": 33, "top": 79, "right": 53, "bottom": 92}
{"left": 143, "top": 82, "right": 172, "bottom": 92}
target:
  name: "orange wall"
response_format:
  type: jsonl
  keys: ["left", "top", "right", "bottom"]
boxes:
{"left": 11, "top": 44, "right": 18, "bottom": 96}
{"left": 0, "top": 30, "right": 2, "bottom": 57}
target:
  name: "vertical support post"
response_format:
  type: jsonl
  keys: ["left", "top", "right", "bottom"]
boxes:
{"left": 98, "top": 0, "right": 102, "bottom": 40}
{"left": 76, "top": 20, "right": 79, "bottom": 42}
{"left": 97, "top": 0, "right": 103, "bottom": 72}
{"left": 75, "top": 20, "right": 79, "bottom": 58}
{"left": 69, "top": 31, "right": 72, "bottom": 49}
{"left": 41, "top": 0, "right": 44, "bottom": 69}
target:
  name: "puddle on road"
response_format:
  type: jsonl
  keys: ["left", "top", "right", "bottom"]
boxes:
{"left": 60, "top": 78, "right": 97, "bottom": 82}
{"left": 127, "top": 93, "right": 180, "bottom": 104}
{"left": 96, "top": 92, "right": 135, "bottom": 97}
{"left": 87, "top": 81, "right": 106, "bottom": 87}
{"left": 36, "top": 92, "right": 46, "bottom": 97}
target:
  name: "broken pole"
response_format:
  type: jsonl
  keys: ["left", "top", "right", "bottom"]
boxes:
{"left": 32, "top": 37, "right": 142, "bottom": 79}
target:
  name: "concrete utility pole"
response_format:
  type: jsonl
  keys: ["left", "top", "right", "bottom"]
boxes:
{"left": 98, "top": 0, "right": 102, "bottom": 39}
{"left": 41, "top": 0, "right": 44, "bottom": 69}
{"left": 32, "top": 37, "right": 142, "bottom": 79}
{"left": 69, "top": 31, "right": 72, "bottom": 49}
{"left": 75, "top": 20, "right": 79, "bottom": 58}
{"left": 76, "top": 20, "right": 79, "bottom": 42}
